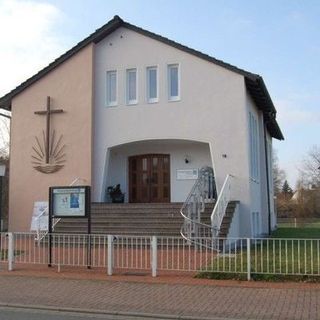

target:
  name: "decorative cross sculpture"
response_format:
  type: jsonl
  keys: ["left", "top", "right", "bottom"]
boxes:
{"left": 34, "top": 96, "right": 64, "bottom": 164}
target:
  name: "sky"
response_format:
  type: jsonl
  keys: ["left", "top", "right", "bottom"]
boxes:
{"left": 0, "top": 0, "right": 319, "bottom": 188}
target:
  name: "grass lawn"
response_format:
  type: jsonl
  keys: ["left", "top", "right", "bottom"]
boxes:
{"left": 198, "top": 226, "right": 320, "bottom": 281}
{"left": 272, "top": 227, "right": 320, "bottom": 239}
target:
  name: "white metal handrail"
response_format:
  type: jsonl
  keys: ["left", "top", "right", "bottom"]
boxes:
{"left": 35, "top": 177, "right": 87, "bottom": 241}
{"left": 211, "top": 174, "right": 234, "bottom": 237}
{"left": 180, "top": 167, "right": 215, "bottom": 242}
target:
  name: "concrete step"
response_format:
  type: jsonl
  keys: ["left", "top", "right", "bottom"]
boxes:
{"left": 218, "top": 201, "right": 239, "bottom": 238}
{"left": 55, "top": 223, "right": 183, "bottom": 230}
{"left": 59, "top": 217, "right": 185, "bottom": 222}
{"left": 54, "top": 202, "right": 215, "bottom": 237}
{"left": 55, "top": 203, "right": 183, "bottom": 236}
{"left": 53, "top": 230, "right": 183, "bottom": 236}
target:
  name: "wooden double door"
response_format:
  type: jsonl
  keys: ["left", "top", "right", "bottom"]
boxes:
{"left": 129, "top": 154, "right": 170, "bottom": 203}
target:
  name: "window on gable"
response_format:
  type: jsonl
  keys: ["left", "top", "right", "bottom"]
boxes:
{"left": 126, "top": 68, "right": 137, "bottom": 105}
{"left": 147, "top": 66, "right": 158, "bottom": 103}
{"left": 168, "top": 64, "right": 180, "bottom": 101}
{"left": 249, "top": 111, "right": 259, "bottom": 181}
{"left": 106, "top": 70, "right": 117, "bottom": 106}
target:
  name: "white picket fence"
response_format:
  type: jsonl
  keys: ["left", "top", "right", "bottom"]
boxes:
{"left": 0, "top": 232, "right": 320, "bottom": 279}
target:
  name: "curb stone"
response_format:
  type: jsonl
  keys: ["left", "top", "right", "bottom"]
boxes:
{"left": 0, "top": 303, "right": 244, "bottom": 320}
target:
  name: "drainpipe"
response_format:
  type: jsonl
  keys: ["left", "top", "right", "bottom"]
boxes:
{"left": 263, "top": 115, "right": 272, "bottom": 235}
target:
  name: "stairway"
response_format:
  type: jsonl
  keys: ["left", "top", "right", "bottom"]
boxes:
{"left": 53, "top": 203, "right": 214, "bottom": 236}
{"left": 218, "top": 201, "right": 239, "bottom": 238}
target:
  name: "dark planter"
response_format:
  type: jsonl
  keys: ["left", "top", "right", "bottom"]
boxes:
{"left": 111, "top": 193, "right": 125, "bottom": 203}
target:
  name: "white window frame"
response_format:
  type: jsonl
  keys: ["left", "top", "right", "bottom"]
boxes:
{"left": 146, "top": 66, "right": 158, "bottom": 103}
{"left": 167, "top": 63, "right": 180, "bottom": 101}
{"left": 249, "top": 111, "right": 259, "bottom": 182}
{"left": 126, "top": 68, "right": 138, "bottom": 105}
{"left": 106, "top": 70, "right": 117, "bottom": 107}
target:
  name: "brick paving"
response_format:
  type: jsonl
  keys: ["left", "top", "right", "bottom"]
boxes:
{"left": 0, "top": 268, "right": 319, "bottom": 319}
{"left": 1, "top": 235, "right": 320, "bottom": 319}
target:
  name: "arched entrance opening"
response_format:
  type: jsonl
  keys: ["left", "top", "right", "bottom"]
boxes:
{"left": 103, "top": 139, "right": 214, "bottom": 203}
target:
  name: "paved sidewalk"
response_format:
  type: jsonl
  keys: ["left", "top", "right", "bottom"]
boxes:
{"left": 0, "top": 270, "right": 319, "bottom": 320}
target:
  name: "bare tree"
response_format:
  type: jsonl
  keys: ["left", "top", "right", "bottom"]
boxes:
{"left": 299, "top": 145, "right": 320, "bottom": 188}
{"left": 272, "top": 149, "right": 286, "bottom": 195}
{"left": 0, "top": 114, "right": 10, "bottom": 230}
{"left": 290, "top": 146, "right": 320, "bottom": 218}
{"left": 0, "top": 115, "right": 10, "bottom": 159}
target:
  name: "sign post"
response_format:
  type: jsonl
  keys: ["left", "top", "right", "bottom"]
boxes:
{"left": 48, "top": 186, "right": 91, "bottom": 267}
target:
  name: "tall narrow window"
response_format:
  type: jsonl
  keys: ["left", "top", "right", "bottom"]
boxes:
{"left": 106, "top": 70, "right": 117, "bottom": 106}
{"left": 168, "top": 64, "right": 180, "bottom": 101}
{"left": 126, "top": 68, "right": 137, "bottom": 105}
{"left": 147, "top": 66, "right": 158, "bottom": 103}
{"left": 249, "top": 111, "right": 259, "bottom": 181}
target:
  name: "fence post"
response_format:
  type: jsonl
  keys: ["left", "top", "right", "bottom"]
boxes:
{"left": 107, "top": 235, "right": 113, "bottom": 276}
{"left": 151, "top": 236, "right": 157, "bottom": 277}
{"left": 246, "top": 238, "right": 251, "bottom": 281}
{"left": 8, "top": 233, "right": 14, "bottom": 271}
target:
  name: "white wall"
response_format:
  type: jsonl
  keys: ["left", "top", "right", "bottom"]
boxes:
{"left": 246, "top": 92, "right": 272, "bottom": 236}
{"left": 105, "top": 140, "right": 212, "bottom": 202}
{"left": 227, "top": 203, "right": 240, "bottom": 239}
{"left": 93, "top": 26, "right": 253, "bottom": 235}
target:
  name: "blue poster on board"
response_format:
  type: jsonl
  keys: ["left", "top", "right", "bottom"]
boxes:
{"left": 70, "top": 193, "right": 80, "bottom": 208}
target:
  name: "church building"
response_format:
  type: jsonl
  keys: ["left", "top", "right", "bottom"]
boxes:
{"left": 0, "top": 16, "right": 283, "bottom": 238}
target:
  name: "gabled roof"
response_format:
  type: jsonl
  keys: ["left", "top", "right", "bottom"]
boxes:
{"left": 0, "top": 15, "right": 284, "bottom": 140}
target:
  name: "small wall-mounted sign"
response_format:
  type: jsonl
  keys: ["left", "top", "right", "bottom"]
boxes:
{"left": 0, "top": 164, "right": 6, "bottom": 177}
{"left": 0, "top": 164, "right": 5, "bottom": 177}
{"left": 176, "top": 169, "right": 198, "bottom": 180}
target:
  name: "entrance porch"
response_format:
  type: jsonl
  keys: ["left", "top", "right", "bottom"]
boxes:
{"left": 102, "top": 140, "right": 213, "bottom": 203}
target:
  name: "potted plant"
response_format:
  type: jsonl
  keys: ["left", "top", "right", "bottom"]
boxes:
{"left": 107, "top": 184, "right": 125, "bottom": 203}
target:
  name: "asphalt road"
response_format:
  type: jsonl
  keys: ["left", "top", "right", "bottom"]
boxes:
{"left": 0, "top": 307, "right": 116, "bottom": 320}
{"left": 0, "top": 306, "right": 221, "bottom": 320}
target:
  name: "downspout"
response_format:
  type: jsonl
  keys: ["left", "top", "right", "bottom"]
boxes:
{"left": 263, "top": 115, "right": 272, "bottom": 235}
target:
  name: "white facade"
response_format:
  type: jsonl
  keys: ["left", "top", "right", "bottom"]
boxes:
{"left": 91, "top": 26, "right": 277, "bottom": 237}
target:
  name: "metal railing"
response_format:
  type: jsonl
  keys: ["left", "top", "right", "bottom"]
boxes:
{"left": 113, "top": 236, "right": 151, "bottom": 271}
{"left": 211, "top": 174, "right": 234, "bottom": 237}
{"left": 35, "top": 177, "right": 87, "bottom": 241}
{"left": 2, "top": 232, "right": 320, "bottom": 279}
{"left": 0, "top": 233, "right": 8, "bottom": 262}
{"left": 180, "top": 167, "right": 215, "bottom": 242}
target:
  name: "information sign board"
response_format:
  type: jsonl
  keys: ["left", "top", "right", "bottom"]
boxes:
{"left": 49, "top": 186, "right": 90, "bottom": 218}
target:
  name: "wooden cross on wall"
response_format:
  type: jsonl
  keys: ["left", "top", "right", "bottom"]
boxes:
{"left": 34, "top": 96, "right": 64, "bottom": 164}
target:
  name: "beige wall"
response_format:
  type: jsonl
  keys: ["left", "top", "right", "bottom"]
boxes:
{"left": 9, "top": 44, "right": 94, "bottom": 231}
